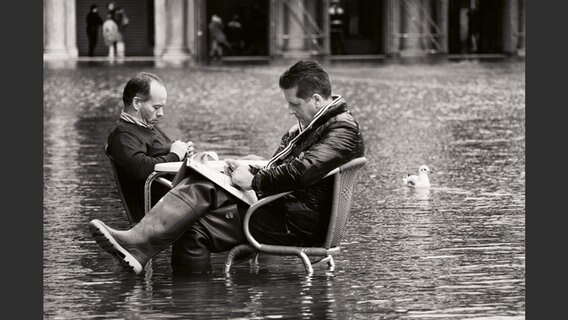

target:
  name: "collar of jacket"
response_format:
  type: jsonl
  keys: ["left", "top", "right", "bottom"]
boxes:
{"left": 120, "top": 111, "right": 155, "bottom": 130}
{"left": 298, "top": 95, "right": 347, "bottom": 133}
{"left": 267, "top": 95, "right": 348, "bottom": 168}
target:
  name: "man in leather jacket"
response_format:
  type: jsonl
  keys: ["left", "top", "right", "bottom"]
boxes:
{"left": 89, "top": 60, "right": 365, "bottom": 275}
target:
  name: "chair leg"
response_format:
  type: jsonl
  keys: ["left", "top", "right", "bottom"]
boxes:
{"left": 313, "top": 255, "right": 335, "bottom": 271}
{"left": 327, "top": 255, "right": 335, "bottom": 271}
{"left": 298, "top": 251, "right": 313, "bottom": 274}
{"left": 224, "top": 244, "right": 257, "bottom": 273}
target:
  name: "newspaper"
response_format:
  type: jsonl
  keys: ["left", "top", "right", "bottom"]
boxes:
{"left": 186, "top": 152, "right": 267, "bottom": 205}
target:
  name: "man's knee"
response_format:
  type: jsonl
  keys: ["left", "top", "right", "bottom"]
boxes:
{"left": 172, "top": 223, "right": 211, "bottom": 261}
{"left": 171, "top": 223, "right": 212, "bottom": 273}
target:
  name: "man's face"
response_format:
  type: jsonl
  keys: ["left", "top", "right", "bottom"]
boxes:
{"left": 282, "top": 87, "right": 318, "bottom": 127}
{"left": 135, "top": 81, "right": 167, "bottom": 127}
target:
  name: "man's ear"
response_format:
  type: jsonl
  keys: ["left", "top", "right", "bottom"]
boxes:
{"left": 312, "top": 93, "right": 324, "bottom": 109}
{"left": 132, "top": 97, "right": 140, "bottom": 111}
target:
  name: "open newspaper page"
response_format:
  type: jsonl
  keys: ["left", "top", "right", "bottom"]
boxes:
{"left": 186, "top": 152, "right": 268, "bottom": 206}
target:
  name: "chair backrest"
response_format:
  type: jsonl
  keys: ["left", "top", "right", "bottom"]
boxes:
{"left": 104, "top": 145, "right": 134, "bottom": 225}
{"left": 323, "top": 157, "right": 367, "bottom": 248}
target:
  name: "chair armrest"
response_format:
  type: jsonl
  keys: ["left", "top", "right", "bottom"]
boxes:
{"left": 242, "top": 191, "right": 292, "bottom": 250}
{"left": 154, "top": 161, "right": 183, "bottom": 173}
{"left": 242, "top": 167, "right": 340, "bottom": 250}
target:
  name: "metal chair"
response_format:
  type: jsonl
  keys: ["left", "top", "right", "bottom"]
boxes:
{"left": 104, "top": 144, "right": 181, "bottom": 224}
{"left": 224, "top": 157, "right": 367, "bottom": 274}
{"left": 104, "top": 145, "right": 136, "bottom": 225}
{"left": 143, "top": 161, "right": 183, "bottom": 214}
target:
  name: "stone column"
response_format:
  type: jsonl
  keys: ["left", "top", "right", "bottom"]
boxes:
{"left": 64, "top": 0, "right": 78, "bottom": 58}
{"left": 186, "top": 0, "right": 197, "bottom": 57}
{"left": 385, "top": 0, "right": 401, "bottom": 56}
{"left": 44, "top": 0, "right": 68, "bottom": 59}
{"left": 421, "top": 0, "right": 431, "bottom": 51}
{"left": 517, "top": 0, "right": 525, "bottom": 56}
{"left": 162, "top": 0, "right": 190, "bottom": 59}
{"left": 154, "top": 0, "right": 166, "bottom": 56}
{"left": 283, "top": 0, "right": 309, "bottom": 58}
{"left": 272, "top": 0, "right": 285, "bottom": 55}
{"left": 436, "top": 0, "right": 448, "bottom": 54}
{"left": 322, "top": 0, "right": 330, "bottom": 56}
{"left": 400, "top": 0, "right": 425, "bottom": 57}
{"left": 502, "top": 0, "right": 518, "bottom": 55}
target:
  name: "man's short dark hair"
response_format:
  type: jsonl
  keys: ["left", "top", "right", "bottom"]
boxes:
{"left": 279, "top": 60, "right": 332, "bottom": 100}
{"left": 122, "top": 72, "right": 164, "bottom": 106}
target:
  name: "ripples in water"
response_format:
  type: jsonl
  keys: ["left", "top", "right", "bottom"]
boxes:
{"left": 44, "top": 61, "right": 524, "bottom": 319}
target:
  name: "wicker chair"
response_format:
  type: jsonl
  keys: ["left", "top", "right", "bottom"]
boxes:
{"left": 224, "top": 157, "right": 367, "bottom": 274}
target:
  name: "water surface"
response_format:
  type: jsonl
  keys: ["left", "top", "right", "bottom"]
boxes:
{"left": 44, "top": 61, "right": 525, "bottom": 319}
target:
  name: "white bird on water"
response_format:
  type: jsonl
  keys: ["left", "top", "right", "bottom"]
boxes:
{"left": 403, "top": 165, "right": 433, "bottom": 188}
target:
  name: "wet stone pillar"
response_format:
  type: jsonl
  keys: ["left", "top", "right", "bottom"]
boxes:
{"left": 44, "top": 0, "right": 68, "bottom": 59}
{"left": 385, "top": 0, "right": 401, "bottom": 56}
{"left": 162, "top": 0, "right": 190, "bottom": 59}
{"left": 154, "top": 0, "right": 166, "bottom": 57}
{"left": 503, "top": 0, "right": 522, "bottom": 56}
{"left": 437, "top": 0, "right": 449, "bottom": 54}
{"left": 517, "top": 0, "right": 525, "bottom": 56}
{"left": 400, "top": 0, "right": 425, "bottom": 57}
{"left": 65, "top": 0, "right": 78, "bottom": 58}
{"left": 284, "top": 0, "right": 310, "bottom": 58}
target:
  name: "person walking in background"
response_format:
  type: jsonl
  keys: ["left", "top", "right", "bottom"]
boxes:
{"left": 102, "top": 13, "right": 119, "bottom": 59}
{"left": 329, "top": 0, "right": 346, "bottom": 55}
{"left": 107, "top": 1, "right": 129, "bottom": 58}
{"left": 86, "top": 4, "right": 103, "bottom": 57}
{"left": 467, "top": 4, "right": 480, "bottom": 53}
{"left": 226, "top": 14, "right": 244, "bottom": 56}
{"left": 208, "top": 14, "right": 231, "bottom": 61}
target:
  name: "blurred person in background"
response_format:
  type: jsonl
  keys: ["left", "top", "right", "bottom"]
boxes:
{"left": 86, "top": 4, "right": 103, "bottom": 57}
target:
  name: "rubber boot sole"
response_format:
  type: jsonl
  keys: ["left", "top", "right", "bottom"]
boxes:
{"left": 89, "top": 219, "right": 144, "bottom": 275}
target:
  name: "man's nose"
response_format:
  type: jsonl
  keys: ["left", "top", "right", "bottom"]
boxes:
{"left": 157, "top": 108, "right": 164, "bottom": 117}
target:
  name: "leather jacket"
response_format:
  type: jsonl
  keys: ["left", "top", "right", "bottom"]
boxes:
{"left": 251, "top": 97, "right": 365, "bottom": 243}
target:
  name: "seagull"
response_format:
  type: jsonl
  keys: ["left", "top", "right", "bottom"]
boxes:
{"left": 403, "top": 165, "right": 433, "bottom": 188}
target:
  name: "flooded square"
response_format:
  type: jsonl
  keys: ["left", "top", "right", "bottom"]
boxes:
{"left": 43, "top": 60, "right": 525, "bottom": 319}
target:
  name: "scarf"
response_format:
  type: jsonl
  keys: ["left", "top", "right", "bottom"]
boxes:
{"left": 120, "top": 111, "right": 153, "bottom": 129}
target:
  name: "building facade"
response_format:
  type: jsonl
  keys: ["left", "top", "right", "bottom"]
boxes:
{"left": 44, "top": 0, "right": 525, "bottom": 61}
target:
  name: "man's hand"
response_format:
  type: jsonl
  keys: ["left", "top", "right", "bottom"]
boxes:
{"left": 226, "top": 159, "right": 254, "bottom": 190}
{"left": 186, "top": 141, "right": 195, "bottom": 156}
{"left": 170, "top": 140, "right": 191, "bottom": 160}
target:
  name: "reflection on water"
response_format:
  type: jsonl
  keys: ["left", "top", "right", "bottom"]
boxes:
{"left": 44, "top": 61, "right": 525, "bottom": 319}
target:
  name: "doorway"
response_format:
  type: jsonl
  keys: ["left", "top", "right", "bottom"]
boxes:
{"left": 448, "top": 0, "right": 505, "bottom": 54}
{"left": 206, "top": 0, "right": 270, "bottom": 58}
{"left": 329, "top": 0, "right": 385, "bottom": 55}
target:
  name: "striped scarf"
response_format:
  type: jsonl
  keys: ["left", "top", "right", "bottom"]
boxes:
{"left": 120, "top": 111, "right": 153, "bottom": 129}
{"left": 266, "top": 95, "right": 343, "bottom": 168}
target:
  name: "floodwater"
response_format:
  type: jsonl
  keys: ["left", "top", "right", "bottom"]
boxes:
{"left": 43, "top": 60, "right": 525, "bottom": 319}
